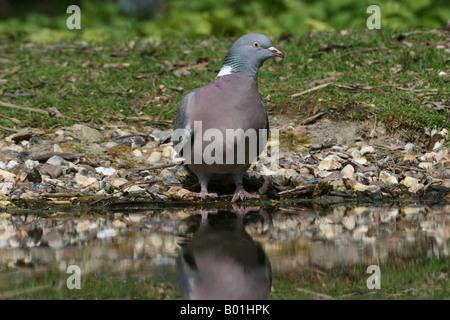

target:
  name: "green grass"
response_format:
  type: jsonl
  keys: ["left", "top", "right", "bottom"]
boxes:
{"left": 271, "top": 256, "right": 449, "bottom": 300}
{"left": 1, "top": 269, "right": 180, "bottom": 300}
{"left": 2, "top": 255, "right": 447, "bottom": 300}
{"left": 0, "top": 28, "right": 448, "bottom": 136}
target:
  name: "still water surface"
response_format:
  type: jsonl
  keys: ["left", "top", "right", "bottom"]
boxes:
{"left": 0, "top": 202, "right": 448, "bottom": 299}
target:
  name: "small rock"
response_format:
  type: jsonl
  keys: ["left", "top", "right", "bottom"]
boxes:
{"left": 0, "top": 182, "right": 14, "bottom": 195}
{"left": 6, "top": 160, "right": 19, "bottom": 170}
{"left": 70, "top": 124, "right": 104, "bottom": 143}
{"left": 360, "top": 145, "right": 375, "bottom": 155}
{"left": 100, "top": 141, "right": 118, "bottom": 149}
{"left": 95, "top": 167, "right": 117, "bottom": 176}
{"left": 26, "top": 168, "right": 43, "bottom": 183}
{"left": 409, "top": 183, "right": 425, "bottom": 194}
{"left": 317, "top": 155, "right": 342, "bottom": 171}
{"left": 47, "top": 155, "right": 66, "bottom": 166}
{"left": 32, "top": 183, "right": 52, "bottom": 194}
{"left": 0, "top": 162, "right": 6, "bottom": 170}
{"left": 400, "top": 176, "right": 420, "bottom": 188}
{"left": 24, "top": 159, "right": 39, "bottom": 170}
{"left": 418, "top": 162, "right": 433, "bottom": 170}
{"left": 0, "top": 169, "right": 16, "bottom": 179}
{"left": 147, "top": 151, "right": 162, "bottom": 164}
{"left": 112, "top": 178, "right": 128, "bottom": 188}
{"left": 404, "top": 143, "right": 417, "bottom": 154}
{"left": 159, "top": 169, "right": 181, "bottom": 185}
{"left": 341, "top": 164, "right": 355, "bottom": 179}
{"left": 75, "top": 174, "right": 99, "bottom": 188}
{"left": 40, "top": 164, "right": 63, "bottom": 179}
{"left": 123, "top": 185, "right": 146, "bottom": 194}
{"left": 379, "top": 170, "right": 398, "bottom": 185}
{"left": 162, "top": 146, "right": 175, "bottom": 158}
{"left": 353, "top": 157, "right": 367, "bottom": 165}
{"left": 150, "top": 130, "right": 171, "bottom": 145}
{"left": 292, "top": 125, "right": 308, "bottom": 137}
{"left": 133, "top": 149, "right": 143, "bottom": 158}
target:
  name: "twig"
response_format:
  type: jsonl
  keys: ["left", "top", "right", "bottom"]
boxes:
{"left": 290, "top": 83, "right": 331, "bottom": 97}
{"left": 0, "top": 101, "right": 48, "bottom": 114}
{"left": 134, "top": 163, "right": 177, "bottom": 172}
{"left": 0, "top": 125, "right": 19, "bottom": 132}
{"left": 301, "top": 112, "right": 327, "bottom": 125}
{"left": 296, "top": 287, "right": 336, "bottom": 300}
{"left": 278, "top": 184, "right": 314, "bottom": 195}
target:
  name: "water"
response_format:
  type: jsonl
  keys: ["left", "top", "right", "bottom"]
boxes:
{"left": 0, "top": 202, "right": 448, "bottom": 299}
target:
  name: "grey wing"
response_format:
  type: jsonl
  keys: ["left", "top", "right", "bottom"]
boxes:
{"left": 258, "top": 98, "right": 270, "bottom": 155}
{"left": 173, "top": 89, "right": 199, "bottom": 156}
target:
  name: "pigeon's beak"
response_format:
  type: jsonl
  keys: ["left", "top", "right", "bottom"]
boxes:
{"left": 268, "top": 46, "right": 284, "bottom": 62}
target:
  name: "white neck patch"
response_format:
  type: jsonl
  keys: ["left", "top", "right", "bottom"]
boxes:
{"left": 216, "top": 65, "right": 233, "bottom": 78}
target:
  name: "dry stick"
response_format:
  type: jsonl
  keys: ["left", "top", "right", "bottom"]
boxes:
{"left": 134, "top": 163, "right": 177, "bottom": 172}
{"left": 0, "top": 125, "right": 19, "bottom": 132}
{"left": 290, "top": 83, "right": 331, "bottom": 97}
{"left": 0, "top": 100, "right": 48, "bottom": 114}
{"left": 301, "top": 112, "right": 327, "bottom": 125}
{"left": 296, "top": 287, "right": 336, "bottom": 300}
{"left": 278, "top": 184, "right": 314, "bottom": 195}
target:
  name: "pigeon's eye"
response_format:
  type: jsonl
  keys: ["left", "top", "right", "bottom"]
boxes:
{"left": 252, "top": 41, "right": 260, "bottom": 48}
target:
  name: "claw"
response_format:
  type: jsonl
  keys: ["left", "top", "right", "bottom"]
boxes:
{"left": 231, "top": 185, "right": 259, "bottom": 202}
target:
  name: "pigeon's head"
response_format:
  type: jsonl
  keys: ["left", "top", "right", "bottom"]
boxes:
{"left": 219, "top": 33, "right": 283, "bottom": 77}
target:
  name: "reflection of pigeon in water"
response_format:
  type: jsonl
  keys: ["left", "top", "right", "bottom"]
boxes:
{"left": 176, "top": 209, "right": 272, "bottom": 300}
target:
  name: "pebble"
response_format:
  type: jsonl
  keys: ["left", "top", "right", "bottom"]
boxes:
{"left": 147, "top": 151, "right": 162, "bottom": 163}
{"left": 75, "top": 174, "right": 100, "bottom": 189}
{"left": 341, "top": 164, "right": 355, "bottom": 179}
{"left": 379, "top": 170, "right": 398, "bottom": 185}
{"left": 360, "top": 145, "right": 375, "bottom": 155}
{"left": 95, "top": 167, "right": 117, "bottom": 176}
{"left": 40, "top": 164, "right": 63, "bottom": 179}
{"left": 47, "top": 155, "right": 66, "bottom": 166}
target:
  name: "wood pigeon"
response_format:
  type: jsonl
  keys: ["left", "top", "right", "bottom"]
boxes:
{"left": 173, "top": 33, "right": 283, "bottom": 202}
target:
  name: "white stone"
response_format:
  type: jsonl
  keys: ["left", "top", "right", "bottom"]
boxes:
{"left": 47, "top": 155, "right": 65, "bottom": 166}
{"left": 0, "top": 169, "right": 15, "bottom": 179}
{"left": 353, "top": 156, "right": 367, "bottom": 165}
{"left": 379, "top": 170, "right": 398, "bottom": 185}
{"left": 95, "top": 167, "right": 116, "bottom": 176}
{"left": 24, "top": 159, "right": 39, "bottom": 170}
{"left": 6, "top": 160, "right": 19, "bottom": 170}
{"left": 360, "top": 145, "right": 375, "bottom": 155}
{"left": 341, "top": 164, "right": 355, "bottom": 179}
{"left": 317, "top": 155, "right": 342, "bottom": 171}
{"left": 123, "top": 185, "right": 145, "bottom": 194}
{"left": 74, "top": 174, "right": 99, "bottom": 188}
{"left": 112, "top": 178, "right": 128, "bottom": 188}
{"left": 162, "top": 146, "right": 176, "bottom": 158}
{"left": 0, "top": 162, "right": 6, "bottom": 170}
{"left": 347, "top": 147, "right": 361, "bottom": 158}
{"left": 133, "top": 149, "right": 143, "bottom": 158}
{"left": 418, "top": 162, "right": 433, "bottom": 170}
{"left": 147, "top": 151, "right": 162, "bottom": 163}
{"left": 0, "top": 182, "right": 14, "bottom": 195}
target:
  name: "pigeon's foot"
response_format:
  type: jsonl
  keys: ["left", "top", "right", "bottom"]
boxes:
{"left": 231, "top": 185, "right": 259, "bottom": 202}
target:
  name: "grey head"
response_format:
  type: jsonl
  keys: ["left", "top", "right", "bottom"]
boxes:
{"left": 219, "top": 33, "right": 283, "bottom": 77}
